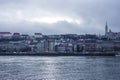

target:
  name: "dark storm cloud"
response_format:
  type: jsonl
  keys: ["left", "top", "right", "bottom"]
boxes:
{"left": 0, "top": 0, "right": 119, "bottom": 35}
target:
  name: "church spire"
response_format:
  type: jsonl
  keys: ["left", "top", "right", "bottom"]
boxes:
{"left": 105, "top": 21, "right": 108, "bottom": 35}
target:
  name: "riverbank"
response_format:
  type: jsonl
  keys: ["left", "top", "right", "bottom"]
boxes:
{"left": 0, "top": 52, "right": 116, "bottom": 56}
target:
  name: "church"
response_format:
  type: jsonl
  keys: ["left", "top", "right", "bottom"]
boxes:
{"left": 105, "top": 22, "right": 120, "bottom": 40}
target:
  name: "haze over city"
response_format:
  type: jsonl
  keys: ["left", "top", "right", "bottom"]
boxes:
{"left": 0, "top": 0, "right": 119, "bottom": 34}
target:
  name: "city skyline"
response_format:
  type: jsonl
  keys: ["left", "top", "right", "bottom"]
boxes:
{"left": 0, "top": 0, "right": 119, "bottom": 34}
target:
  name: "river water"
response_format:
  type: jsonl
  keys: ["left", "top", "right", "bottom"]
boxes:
{"left": 0, "top": 56, "right": 120, "bottom": 80}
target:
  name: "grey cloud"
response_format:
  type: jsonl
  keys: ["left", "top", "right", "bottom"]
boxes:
{"left": 0, "top": 0, "right": 119, "bottom": 35}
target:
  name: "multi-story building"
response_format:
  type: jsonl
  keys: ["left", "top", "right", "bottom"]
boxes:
{"left": 12, "top": 32, "right": 21, "bottom": 40}
{"left": 0, "top": 32, "right": 12, "bottom": 39}
{"left": 34, "top": 33, "right": 43, "bottom": 39}
{"left": 96, "top": 40, "right": 114, "bottom": 52}
{"left": 34, "top": 41, "right": 45, "bottom": 53}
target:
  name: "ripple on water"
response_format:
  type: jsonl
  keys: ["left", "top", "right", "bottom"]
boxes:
{"left": 0, "top": 56, "right": 120, "bottom": 80}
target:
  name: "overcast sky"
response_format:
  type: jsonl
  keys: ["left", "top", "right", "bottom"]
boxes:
{"left": 0, "top": 0, "right": 119, "bottom": 35}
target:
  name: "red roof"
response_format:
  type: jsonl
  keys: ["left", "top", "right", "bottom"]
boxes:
{"left": 0, "top": 32, "right": 11, "bottom": 34}
{"left": 13, "top": 33, "right": 20, "bottom": 35}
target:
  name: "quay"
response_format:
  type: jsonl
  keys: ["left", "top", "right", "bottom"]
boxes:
{"left": 0, "top": 52, "right": 116, "bottom": 56}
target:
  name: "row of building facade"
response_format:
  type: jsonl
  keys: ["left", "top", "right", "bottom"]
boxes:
{"left": 0, "top": 32, "right": 120, "bottom": 53}
{"left": 0, "top": 23, "right": 120, "bottom": 53}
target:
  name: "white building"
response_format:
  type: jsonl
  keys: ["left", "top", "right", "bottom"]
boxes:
{"left": 48, "top": 41, "right": 55, "bottom": 52}
{"left": 34, "top": 33, "right": 43, "bottom": 38}
{"left": 0, "top": 32, "right": 12, "bottom": 39}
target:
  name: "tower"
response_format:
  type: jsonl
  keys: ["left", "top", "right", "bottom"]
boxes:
{"left": 105, "top": 21, "right": 108, "bottom": 36}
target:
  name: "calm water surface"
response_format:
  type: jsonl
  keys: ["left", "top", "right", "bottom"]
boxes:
{"left": 0, "top": 56, "right": 120, "bottom": 80}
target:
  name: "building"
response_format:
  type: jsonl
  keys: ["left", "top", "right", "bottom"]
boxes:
{"left": 113, "top": 40, "right": 120, "bottom": 52}
{"left": 66, "top": 43, "right": 73, "bottom": 53}
{"left": 55, "top": 44, "right": 66, "bottom": 53}
{"left": 0, "top": 32, "right": 12, "bottom": 39}
{"left": 96, "top": 40, "right": 114, "bottom": 52}
{"left": 105, "top": 22, "right": 108, "bottom": 36}
{"left": 105, "top": 22, "right": 119, "bottom": 40}
{"left": 84, "top": 39, "right": 97, "bottom": 52}
{"left": 34, "top": 33, "right": 43, "bottom": 39}
{"left": 21, "top": 34, "right": 30, "bottom": 40}
{"left": 12, "top": 33, "right": 21, "bottom": 40}
{"left": 0, "top": 41, "right": 30, "bottom": 52}
{"left": 34, "top": 41, "right": 45, "bottom": 53}
{"left": 48, "top": 40, "right": 55, "bottom": 52}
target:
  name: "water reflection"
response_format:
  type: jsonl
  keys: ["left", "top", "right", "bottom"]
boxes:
{"left": 0, "top": 56, "right": 120, "bottom": 80}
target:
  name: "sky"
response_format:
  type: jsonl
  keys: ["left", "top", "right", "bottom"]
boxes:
{"left": 0, "top": 0, "right": 119, "bottom": 35}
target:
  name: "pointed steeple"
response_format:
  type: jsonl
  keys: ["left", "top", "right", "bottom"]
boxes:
{"left": 105, "top": 21, "right": 108, "bottom": 35}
